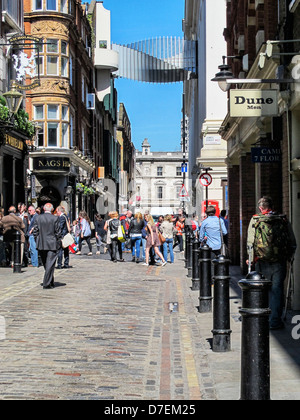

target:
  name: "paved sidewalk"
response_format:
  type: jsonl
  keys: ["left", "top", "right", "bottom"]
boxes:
{"left": 0, "top": 248, "right": 299, "bottom": 400}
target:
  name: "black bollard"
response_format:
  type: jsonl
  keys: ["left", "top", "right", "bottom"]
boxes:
{"left": 212, "top": 254, "right": 232, "bottom": 352}
{"left": 184, "top": 231, "right": 190, "bottom": 268}
{"left": 191, "top": 237, "right": 200, "bottom": 290}
{"left": 239, "top": 271, "right": 272, "bottom": 400}
{"left": 198, "top": 243, "right": 212, "bottom": 313}
{"left": 13, "top": 230, "right": 22, "bottom": 274}
{"left": 187, "top": 232, "right": 194, "bottom": 278}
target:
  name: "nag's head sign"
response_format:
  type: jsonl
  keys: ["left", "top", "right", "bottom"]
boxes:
{"left": 230, "top": 89, "right": 278, "bottom": 117}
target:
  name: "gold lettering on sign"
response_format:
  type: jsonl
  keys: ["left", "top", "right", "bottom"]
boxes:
{"left": 5, "top": 135, "right": 24, "bottom": 151}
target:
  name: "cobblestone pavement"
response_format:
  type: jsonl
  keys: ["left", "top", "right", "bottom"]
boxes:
{"left": 0, "top": 246, "right": 299, "bottom": 400}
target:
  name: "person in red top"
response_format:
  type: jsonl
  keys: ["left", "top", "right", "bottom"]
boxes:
{"left": 175, "top": 216, "right": 185, "bottom": 252}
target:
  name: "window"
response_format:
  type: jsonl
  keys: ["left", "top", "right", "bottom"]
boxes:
{"left": 47, "top": 56, "right": 58, "bottom": 75}
{"left": 176, "top": 167, "right": 182, "bottom": 176}
{"left": 48, "top": 123, "right": 58, "bottom": 147}
{"left": 33, "top": 104, "right": 69, "bottom": 148}
{"left": 61, "top": 57, "right": 68, "bottom": 77}
{"left": 157, "top": 186, "right": 163, "bottom": 199}
{"left": 48, "top": 105, "right": 58, "bottom": 119}
{"left": 47, "top": 39, "right": 58, "bottom": 53}
{"left": 47, "top": 0, "right": 57, "bottom": 11}
{"left": 157, "top": 167, "right": 163, "bottom": 176}
{"left": 61, "top": 41, "right": 68, "bottom": 77}
{"left": 62, "top": 123, "right": 69, "bottom": 148}
{"left": 34, "top": 105, "right": 44, "bottom": 120}
{"left": 37, "top": 123, "right": 44, "bottom": 147}
{"left": 69, "top": 53, "right": 74, "bottom": 86}
{"left": 34, "top": 0, "right": 42, "bottom": 10}
{"left": 60, "top": 0, "right": 68, "bottom": 13}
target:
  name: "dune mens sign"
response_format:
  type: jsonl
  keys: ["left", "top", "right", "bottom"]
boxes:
{"left": 230, "top": 89, "right": 278, "bottom": 117}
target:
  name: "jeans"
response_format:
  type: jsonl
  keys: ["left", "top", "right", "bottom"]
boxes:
{"left": 131, "top": 235, "right": 142, "bottom": 259}
{"left": 163, "top": 238, "right": 174, "bottom": 263}
{"left": 57, "top": 246, "right": 70, "bottom": 268}
{"left": 111, "top": 238, "right": 122, "bottom": 261}
{"left": 29, "top": 235, "right": 39, "bottom": 267}
{"left": 255, "top": 260, "right": 287, "bottom": 328}
{"left": 175, "top": 235, "right": 183, "bottom": 251}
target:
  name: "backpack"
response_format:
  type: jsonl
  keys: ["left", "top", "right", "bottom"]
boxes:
{"left": 253, "top": 213, "right": 290, "bottom": 262}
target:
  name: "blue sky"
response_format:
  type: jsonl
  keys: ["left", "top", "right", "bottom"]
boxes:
{"left": 90, "top": 0, "right": 185, "bottom": 152}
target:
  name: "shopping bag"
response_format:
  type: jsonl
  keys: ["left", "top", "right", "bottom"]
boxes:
{"left": 62, "top": 233, "right": 74, "bottom": 248}
{"left": 117, "top": 225, "right": 126, "bottom": 242}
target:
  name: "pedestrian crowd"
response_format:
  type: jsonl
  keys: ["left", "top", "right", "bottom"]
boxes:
{"left": 0, "top": 197, "right": 297, "bottom": 332}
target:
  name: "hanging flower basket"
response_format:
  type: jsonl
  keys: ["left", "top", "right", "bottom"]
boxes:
{"left": 76, "top": 182, "right": 84, "bottom": 193}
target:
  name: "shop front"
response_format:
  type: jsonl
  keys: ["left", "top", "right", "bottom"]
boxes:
{"left": 29, "top": 149, "right": 95, "bottom": 221}
{"left": 0, "top": 133, "right": 28, "bottom": 211}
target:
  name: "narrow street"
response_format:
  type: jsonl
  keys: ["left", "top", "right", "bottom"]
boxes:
{"left": 0, "top": 245, "right": 299, "bottom": 401}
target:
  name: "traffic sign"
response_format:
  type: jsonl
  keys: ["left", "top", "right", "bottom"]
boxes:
{"left": 181, "top": 162, "right": 188, "bottom": 173}
{"left": 179, "top": 184, "right": 190, "bottom": 201}
{"left": 200, "top": 172, "right": 212, "bottom": 187}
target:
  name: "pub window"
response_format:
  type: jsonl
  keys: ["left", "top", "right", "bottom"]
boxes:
{"left": 62, "top": 123, "right": 69, "bottom": 148}
{"left": 34, "top": 0, "right": 42, "bottom": 11}
{"left": 47, "top": 56, "right": 58, "bottom": 75}
{"left": 37, "top": 123, "right": 44, "bottom": 147}
{"left": 34, "top": 105, "right": 44, "bottom": 120}
{"left": 60, "top": 0, "right": 68, "bottom": 13}
{"left": 47, "top": 0, "right": 58, "bottom": 11}
{"left": 47, "top": 39, "right": 58, "bottom": 53}
{"left": 48, "top": 123, "right": 58, "bottom": 147}
{"left": 61, "top": 41, "right": 68, "bottom": 77}
{"left": 48, "top": 105, "right": 59, "bottom": 120}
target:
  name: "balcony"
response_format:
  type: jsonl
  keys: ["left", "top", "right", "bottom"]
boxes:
{"left": 94, "top": 48, "right": 119, "bottom": 72}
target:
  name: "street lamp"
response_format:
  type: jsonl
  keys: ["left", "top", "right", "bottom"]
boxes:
{"left": 3, "top": 81, "right": 23, "bottom": 116}
{"left": 211, "top": 57, "right": 235, "bottom": 92}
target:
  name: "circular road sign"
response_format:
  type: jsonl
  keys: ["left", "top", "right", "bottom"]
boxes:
{"left": 200, "top": 173, "right": 212, "bottom": 187}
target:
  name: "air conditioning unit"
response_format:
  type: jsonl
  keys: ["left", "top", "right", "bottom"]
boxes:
{"left": 289, "top": 0, "right": 300, "bottom": 13}
{"left": 87, "top": 93, "right": 95, "bottom": 110}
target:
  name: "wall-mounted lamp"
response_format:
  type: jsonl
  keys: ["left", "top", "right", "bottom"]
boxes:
{"left": 211, "top": 56, "right": 242, "bottom": 92}
{"left": 211, "top": 56, "right": 235, "bottom": 92}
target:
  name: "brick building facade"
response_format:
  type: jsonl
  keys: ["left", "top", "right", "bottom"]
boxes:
{"left": 220, "top": 0, "right": 300, "bottom": 309}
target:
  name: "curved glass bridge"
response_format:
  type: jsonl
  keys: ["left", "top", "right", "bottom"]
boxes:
{"left": 112, "top": 37, "right": 197, "bottom": 83}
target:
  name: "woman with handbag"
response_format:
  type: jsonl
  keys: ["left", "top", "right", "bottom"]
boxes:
{"left": 76, "top": 210, "right": 92, "bottom": 256}
{"left": 160, "top": 214, "right": 175, "bottom": 263}
{"left": 144, "top": 215, "right": 167, "bottom": 267}
{"left": 95, "top": 214, "right": 107, "bottom": 255}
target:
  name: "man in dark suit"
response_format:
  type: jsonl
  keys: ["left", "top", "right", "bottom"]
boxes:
{"left": 33, "top": 203, "right": 62, "bottom": 289}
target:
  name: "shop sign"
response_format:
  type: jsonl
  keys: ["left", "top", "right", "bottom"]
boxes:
{"left": 33, "top": 157, "right": 71, "bottom": 171}
{"left": 9, "top": 34, "right": 42, "bottom": 90}
{"left": 5, "top": 135, "right": 24, "bottom": 151}
{"left": 251, "top": 147, "right": 282, "bottom": 163}
{"left": 230, "top": 89, "right": 278, "bottom": 117}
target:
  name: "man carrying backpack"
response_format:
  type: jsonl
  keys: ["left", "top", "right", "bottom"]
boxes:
{"left": 247, "top": 196, "right": 297, "bottom": 330}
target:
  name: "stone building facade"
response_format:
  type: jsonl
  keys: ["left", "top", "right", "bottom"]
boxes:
{"left": 135, "top": 139, "right": 187, "bottom": 217}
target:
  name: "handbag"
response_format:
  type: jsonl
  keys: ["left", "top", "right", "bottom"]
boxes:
{"left": 219, "top": 218, "right": 230, "bottom": 259}
{"left": 158, "top": 231, "right": 166, "bottom": 244}
{"left": 62, "top": 233, "right": 74, "bottom": 249}
{"left": 117, "top": 224, "right": 126, "bottom": 242}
